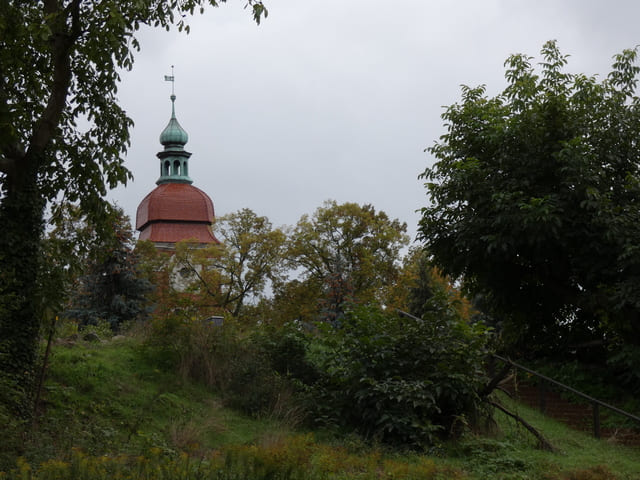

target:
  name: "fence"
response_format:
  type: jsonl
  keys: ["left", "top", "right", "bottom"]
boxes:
{"left": 492, "top": 354, "right": 640, "bottom": 439}
{"left": 395, "top": 309, "right": 640, "bottom": 440}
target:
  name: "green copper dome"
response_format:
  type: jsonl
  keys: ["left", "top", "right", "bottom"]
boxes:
{"left": 159, "top": 94, "right": 189, "bottom": 147}
{"left": 156, "top": 94, "right": 193, "bottom": 185}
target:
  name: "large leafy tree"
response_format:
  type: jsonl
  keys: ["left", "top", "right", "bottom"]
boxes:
{"left": 212, "top": 208, "right": 288, "bottom": 317}
{"left": 419, "top": 41, "right": 640, "bottom": 356}
{"left": 291, "top": 200, "right": 409, "bottom": 319}
{"left": 169, "top": 208, "right": 288, "bottom": 318}
{"left": 0, "top": 0, "right": 266, "bottom": 417}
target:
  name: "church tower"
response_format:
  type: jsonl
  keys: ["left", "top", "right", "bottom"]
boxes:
{"left": 136, "top": 91, "right": 220, "bottom": 250}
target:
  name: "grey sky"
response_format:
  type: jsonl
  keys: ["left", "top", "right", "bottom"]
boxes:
{"left": 111, "top": 0, "right": 640, "bottom": 244}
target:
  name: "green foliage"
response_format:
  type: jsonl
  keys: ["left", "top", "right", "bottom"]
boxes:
{"left": 219, "top": 335, "right": 296, "bottom": 419}
{"left": 607, "top": 344, "right": 640, "bottom": 395}
{"left": 38, "top": 202, "right": 102, "bottom": 332}
{"left": 80, "top": 319, "right": 116, "bottom": 340}
{"left": 0, "top": 436, "right": 459, "bottom": 480}
{"left": 420, "top": 41, "right": 640, "bottom": 355}
{"left": 403, "top": 248, "right": 473, "bottom": 322}
{"left": 0, "top": 0, "right": 266, "bottom": 419}
{"left": 210, "top": 208, "right": 289, "bottom": 317}
{"left": 307, "top": 305, "right": 490, "bottom": 448}
{"left": 255, "top": 322, "right": 319, "bottom": 385}
{"left": 0, "top": 402, "right": 28, "bottom": 468}
{"left": 145, "top": 316, "right": 301, "bottom": 421}
{"left": 290, "top": 200, "right": 409, "bottom": 320}
{"left": 258, "top": 277, "right": 324, "bottom": 326}
{"left": 3, "top": 333, "right": 640, "bottom": 479}
{"left": 64, "top": 207, "right": 153, "bottom": 331}
{"left": 159, "top": 209, "right": 289, "bottom": 320}
{"left": 453, "top": 438, "right": 535, "bottom": 479}
{"left": 0, "top": 168, "right": 44, "bottom": 419}
{"left": 148, "top": 202, "right": 409, "bottom": 326}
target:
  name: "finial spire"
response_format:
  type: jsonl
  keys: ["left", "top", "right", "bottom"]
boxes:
{"left": 157, "top": 66, "right": 192, "bottom": 185}
{"left": 164, "top": 65, "right": 175, "bottom": 96}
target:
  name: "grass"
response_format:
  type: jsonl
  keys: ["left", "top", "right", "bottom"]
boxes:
{"left": 441, "top": 393, "right": 640, "bottom": 479}
{"left": 3, "top": 332, "right": 640, "bottom": 479}
{"left": 26, "top": 335, "right": 284, "bottom": 462}
{"left": 491, "top": 393, "right": 640, "bottom": 478}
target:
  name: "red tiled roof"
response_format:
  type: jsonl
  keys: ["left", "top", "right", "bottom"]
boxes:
{"left": 136, "top": 183, "right": 214, "bottom": 228}
{"left": 137, "top": 221, "right": 219, "bottom": 244}
{"left": 136, "top": 183, "right": 220, "bottom": 244}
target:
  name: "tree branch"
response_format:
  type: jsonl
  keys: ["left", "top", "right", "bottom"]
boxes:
{"left": 178, "top": 255, "right": 219, "bottom": 300}
{"left": 25, "top": 0, "right": 81, "bottom": 169}
{"left": 488, "top": 399, "right": 557, "bottom": 452}
{"left": 478, "top": 362, "right": 514, "bottom": 398}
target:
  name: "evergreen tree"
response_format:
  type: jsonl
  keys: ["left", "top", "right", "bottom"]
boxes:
{"left": 65, "top": 208, "right": 152, "bottom": 331}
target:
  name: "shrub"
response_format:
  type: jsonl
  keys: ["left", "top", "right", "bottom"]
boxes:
{"left": 0, "top": 403, "right": 27, "bottom": 471}
{"left": 143, "top": 315, "right": 303, "bottom": 422}
{"left": 307, "top": 305, "right": 490, "bottom": 448}
{"left": 607, "top": 344, "right": 640, "bottom": 395}
{"left": 253, "top": 322, "right": 319, "bottom": 385}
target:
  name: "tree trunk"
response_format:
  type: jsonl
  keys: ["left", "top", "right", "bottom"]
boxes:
{"left": 0, "top": 1, "right": 77, "bottom": 419}
{"left": 0, "top": 159, "right": 45, "bottom": 418}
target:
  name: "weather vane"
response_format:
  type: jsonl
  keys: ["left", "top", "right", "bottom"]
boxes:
{"left": 164, "top": 65, "right": 175, "bottom": 96}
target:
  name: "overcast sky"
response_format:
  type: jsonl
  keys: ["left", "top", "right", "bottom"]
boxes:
{"left": 111, "top": 0, "right": 640, "bottom": 244}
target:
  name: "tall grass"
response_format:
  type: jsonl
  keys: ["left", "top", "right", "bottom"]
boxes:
{"left": 143, "top": 315, "right": 306, "bottom": 426}
{"left": 1, "top": 435, "right": 462, "bottom": 480}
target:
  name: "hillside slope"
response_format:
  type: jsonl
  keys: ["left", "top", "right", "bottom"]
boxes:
{"left": 2, "top": 333, "right": 639, "bottom": 479}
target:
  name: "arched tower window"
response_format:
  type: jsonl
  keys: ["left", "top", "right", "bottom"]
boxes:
{"left": 164, "top": 160, "right": 170, "bottom": 176}
{"left": 173, "top": 160, "right": 181, "bottom": 176}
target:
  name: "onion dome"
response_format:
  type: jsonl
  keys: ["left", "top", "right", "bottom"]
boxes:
{"left": 159, "top": 94, "right": 189, "bottom": 148}
{"left": 156, "top": 94, "right": 192, "bottom": 185}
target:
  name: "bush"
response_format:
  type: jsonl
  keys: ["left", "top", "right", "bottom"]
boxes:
{"left": 307, "top": 305, "right": 490, "bottom": 448}
{"left": 0, "top": 403, "right": 27, "bottom": 471}
{"left": 143, "top": 315, "right": 303, "bottom": 422}
{"left": 253, "top": 322, "right": 319, "bottom": 385}
{"left": 607, "top": 344, "right": 640, "bottom": 395}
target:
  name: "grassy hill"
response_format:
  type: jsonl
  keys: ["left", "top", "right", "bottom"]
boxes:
{"left": 2, "top": 329, "right": 639, "bottom": 479}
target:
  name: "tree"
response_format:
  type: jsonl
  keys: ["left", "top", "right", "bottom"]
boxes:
{"left": 39, "top": 202, "right": 101, "bottom": 320}
{"left": 0, "top": 0, "right": 266, "bottom": 418}
{"left": 291, "top": 200, "right": 409, "bottom": 320}
{"left": 384, "top": 247, "right": 472, "bottom": 321}
{"left": 65, "top": 207, "right": 153, "bottom": 331}
{"left": 170, "top": 208, "right": 288, "bottom": 318}
{"left": 213, "top": 208, "right": 289, "bottom": 317}
{"left": 419, "top": 41, "right": 640, "bottom": 356}
{"left": 256, "top": 277, "right": 323, "bottom": 325}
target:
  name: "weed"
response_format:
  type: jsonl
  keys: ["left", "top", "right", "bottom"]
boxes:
{"left": 557, "top": 465, "right": 618, "bottom": 480}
